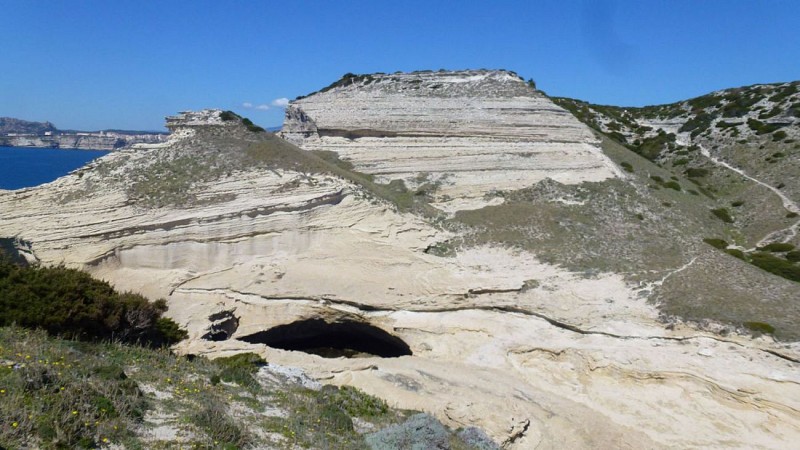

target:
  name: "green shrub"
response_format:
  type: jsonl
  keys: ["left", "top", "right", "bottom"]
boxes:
{"left": 786, "top": 251, "right": 800, "bottom": 262}
{"left": 773, "top": 130, "right": 788, "bottom": 141}
{"left": 749, "top": 252, "right": 800, "bottom": 282}
{"left": 211, "top": 352, "right": 266, "bottom": 388}
{"left": 219, "top": 111, "right": 239, "bottom": 121}
{"left": 673, "top": 158, "right": 689, "bottom": 166}
{"left": 619, "top": 162, "right": 634, "bottom": 173}
{"left": 0, "top": 258, "right": 186, "bottom": 346}
{"left": 703, "top": 238, "right": 729, "bottom": 250}
{"left": 241, "top": 118, "right": 265, "bottom": 133}
{"left": 664, "top": 181, "right": 682, "bottom": 191}
{"left": 788, "top": 212, "right": 799, "bottom": 218}
{"left": 711, "top": 208, "right": 734, "bottom": 223}
{"left": 725, "top": 248, "right": 746, "bottom": 260}
{"left": 319, "top": 385, "right": 388, "bottom": 418}
{"left": 757, "top": 243, "right": 795, "bottom": 252}
{"left": 679, "top": 112, "right": 714, "bottom": 136}
{"left": 731, "top": 200, "right": 745, "bottom": 207}
{"left": 743, "top": 321, "right": 776, "bottom": 336}
{"left": 686, "top": 167, "right": 710, "bottom": 178}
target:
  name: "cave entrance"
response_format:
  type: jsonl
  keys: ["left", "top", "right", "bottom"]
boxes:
{"left": 238, "top": 319, "right": 412, "bottom": 358}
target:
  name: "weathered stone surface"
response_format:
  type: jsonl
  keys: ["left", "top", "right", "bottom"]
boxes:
{"left": 2, "top": 104, "right": 800, "bottom": 448}
{"left": 282, "top": 70, "right": 621, "bottom": 212}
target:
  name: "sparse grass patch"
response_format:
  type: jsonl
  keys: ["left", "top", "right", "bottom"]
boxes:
{"left": 743, "top": 321, "right": 776, "bottom": 336}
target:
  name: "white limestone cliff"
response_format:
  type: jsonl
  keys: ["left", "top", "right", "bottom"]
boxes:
{"left": 282, "top": 70, "right": 621, "bottom": 212}
{"left": 1, "top": 100, "right": 800, "bottom": 448}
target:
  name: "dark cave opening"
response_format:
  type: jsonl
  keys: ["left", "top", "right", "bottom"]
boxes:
{"left": 237, "top": 319, "right": 412, "bottom": 358}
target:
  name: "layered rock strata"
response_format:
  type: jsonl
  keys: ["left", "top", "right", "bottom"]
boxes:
{"left": 1, "top": 108, "right": 800, "bottom": 448}
{"left": 282, "top": 70, "right": 621, "bottom": 212}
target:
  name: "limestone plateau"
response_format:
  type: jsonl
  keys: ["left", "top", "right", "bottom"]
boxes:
{"left": 1, "top": 70, "right": 800, "bottom": 448}
{"left": 0, "top": 116, "right": 167, "bottom": 150}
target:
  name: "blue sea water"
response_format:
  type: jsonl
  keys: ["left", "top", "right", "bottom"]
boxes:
{"left": 0, "top": 146, "right": 110, "bottom": 190}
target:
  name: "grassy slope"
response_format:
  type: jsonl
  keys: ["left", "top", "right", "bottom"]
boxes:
{"left": 551, "top": 89, "right": 800, "bottom": 338}
{"left": 0, "top": 326, "right": 494, "bottom": 449}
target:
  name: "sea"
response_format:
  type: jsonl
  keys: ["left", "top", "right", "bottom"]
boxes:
{"left": 0, "top": 146, "right": 110, "bottom": 190}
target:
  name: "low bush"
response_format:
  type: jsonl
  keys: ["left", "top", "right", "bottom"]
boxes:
{"left": 725, "top": 248, "right": 746, "bottom": 260}
{"left": 686, "top": 167, "right": 710, "bottom": 178}
{"left": 743, "top": 321, "right": 776, "bottom": 336}
{"left": 711, "top": 208, "right": 734, "bottom": 223}
{"left": 731, "top": 200, "right": 745, "bottom": 207}
{"left": 319, "top": 385, "right": 388, "bottom": 418}
{"left": 749, "top": 252, "right": 800, "bottom": 282}
{"left": 757, "top": 243, "right": 795, "bottom": 252}
{"left": 664, "top": 181, "right": 682, "bottom": 191}
{"left": 786, "top": 251, "right": 800, "bottom": 262}
{"left": 619, "top": 161, "right": 634, "bottom": 173}
{"left": 703, "top": 238, "right": 728, "bottom": 250}
{"left": 241, "top": 118, "right": 265, "bottom": 133}
{"left": 219, "top": 111, "right": 239, "bottom": 121}
{"left": 211, "top": 352, "right": 266, "bottom": 388}
{"left": 0, "top": 257, "right": 186, "bottom": 346}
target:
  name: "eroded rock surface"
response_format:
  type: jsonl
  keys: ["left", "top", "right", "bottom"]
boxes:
{"left": 282, "top": 70, "right": 621, "bottom": 212}
{"left": 2, "top": 99, "right": 800, "bottom": 448}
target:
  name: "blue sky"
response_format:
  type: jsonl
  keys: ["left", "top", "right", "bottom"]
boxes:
{"left": 1, "top": 0, "right": 798, "bottom": 131}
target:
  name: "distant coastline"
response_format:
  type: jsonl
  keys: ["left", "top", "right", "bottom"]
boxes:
{"left": 1, "top": 117, "right": 168, "bottom": 151}
{"left": 0, "top": 131, "right": 167, "bottom": 151}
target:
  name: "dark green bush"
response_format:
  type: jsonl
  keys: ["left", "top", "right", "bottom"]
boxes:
{"left": 788, "top": 212, "right": 800, "bottom": 218}
{"left": 686, "top": 167, "right": 710, "bottom": 178}
{"left": 757, "top": 243, "right": 795, "bottom": 252}
{"left": 786, "top": 251, "right": 800, "bottom": 262}
{"left": 619, "top": 162, "right": 634, "bottom": 173}
{"left": 664, "top": 181, "right": 682, "bottom": 191}
{"left": 241, "top": 118, "right": 265, "bottom": 133}
{"left": 703, "top": 238, "right": 729, "bottom": 250}
{"left": 749, "top": 252, "right": 800, "bottom": 282}
{"left": 731, "top": 200, "right": 745, "bottom": 207}
{"left": 0, "top": 258, "right": 186, "bottom": 346}
{"left": 219, "top": 111, "right": 239, "bottom": 121}
{"left": 711, "top": 207, "right": 734, "bottom": 223}
{"left": 679, "top": 112, "right": 713, "bottom": 136}
{"left": 725, "top": 248, "right": 746, "bottom": 260}
{"left": 773, "top": 130, "right": 788, "bottom": 141}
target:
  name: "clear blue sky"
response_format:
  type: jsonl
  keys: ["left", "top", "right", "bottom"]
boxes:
{"left": 1, "top": 0, "right": 798, "bottom": 131}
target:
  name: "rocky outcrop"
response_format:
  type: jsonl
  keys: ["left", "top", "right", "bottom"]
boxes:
{"left": 282, "top": 70, "right": 621, "bottom": 212}
{"left": 2, "top": 104, "right": 800, "bottom": 448}
{"left": 0, "top": 117, "right": 56, "bottom": 134}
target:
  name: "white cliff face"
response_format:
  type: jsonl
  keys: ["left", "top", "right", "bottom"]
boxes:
{"left": 3, "top": 106, "right": 800, "bottom": 448}
{"left": 282, "top": 70, "right": 621, "bottom": 212}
